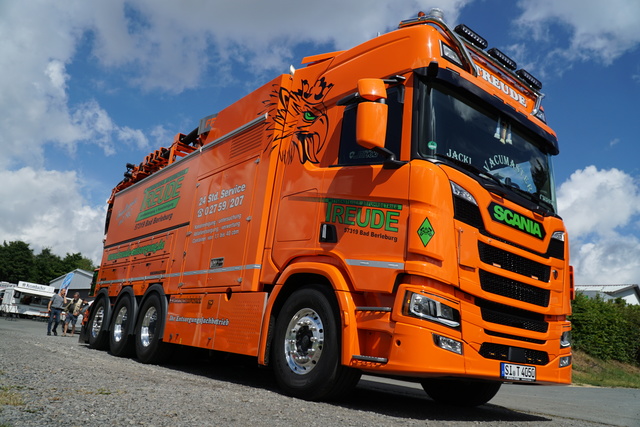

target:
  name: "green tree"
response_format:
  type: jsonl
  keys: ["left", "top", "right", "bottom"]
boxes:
{"left": 32, "top": 248, "right": 66, "bottom": 284}
{"left": 571, "top": 292, "right": 640, "bottom": 364}
{"left": 0, "top": 241, "right": 35, "bottom": 284}
{"left": 623, "top": 303, "right": 640, "bottom": 364}
{"left": 61, "top": 252, "right": 95, "bottom": 273}
{"left": 0, "top": 241, "right": 95, "bottom": 285}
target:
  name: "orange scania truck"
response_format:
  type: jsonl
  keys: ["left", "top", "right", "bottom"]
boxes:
{"left": 81, "top": 9, "right": 573, "bottom": 406}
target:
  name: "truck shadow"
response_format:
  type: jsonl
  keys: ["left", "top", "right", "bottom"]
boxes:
{"left": 161, "top": 348, "right": 551, "bottom": 424}
{"left": 343, "top": 378, "right": 550, "bottom": 423}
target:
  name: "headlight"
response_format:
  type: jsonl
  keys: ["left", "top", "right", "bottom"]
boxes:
{"left": 451, "top": 181, "right": 478, "bottom": 206}
{"left": 403, "top": 291, "right": 460, "bottom": 328}
{"left": 433, "top": 333, "right": 463, "bottom": 354}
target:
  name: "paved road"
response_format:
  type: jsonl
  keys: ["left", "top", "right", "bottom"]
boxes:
{"left": 1, "top": 316, "right": 638, "bottom": 426}
{"left": 360, "top": 376, "right": 640, "bottom": 426}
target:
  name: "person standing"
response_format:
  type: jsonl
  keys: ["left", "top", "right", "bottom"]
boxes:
{"left": 47, "top": 289, "right": 67, "bottom": 336}
{"left": 62, "top": 292, "right": 83, "bottom": 336}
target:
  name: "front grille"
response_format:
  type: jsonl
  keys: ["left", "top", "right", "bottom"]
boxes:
{"left": 479, "top": 242, "right": 550, "bottom": 281}
{"left": 479, "top": 343, "right": 549, "bottom": 365}
{"left": 479, "top": 270, "right": 550, "bottom": 307}
{"left": 477, "top": 298, "right": 548, "bottom": 333}
{"left": 453, "top": 197, "right": 484, "bottom": 230}
{"left": 485, "top": 329, "right": 546, "bottom": 345}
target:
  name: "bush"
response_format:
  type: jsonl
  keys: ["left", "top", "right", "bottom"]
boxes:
{"left": 570, "top": 293, "right": 640, "bottom": 365}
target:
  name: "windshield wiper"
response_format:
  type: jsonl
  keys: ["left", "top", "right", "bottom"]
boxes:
{"left": 505, "top": 185, "right": 555, "bottom": 215}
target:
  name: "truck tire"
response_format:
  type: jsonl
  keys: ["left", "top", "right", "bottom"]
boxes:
{"left": 87, "top": 297, "right": 109, "bottom": 350}
{"left": 134, "top": 293, "right": 171, "bottom": 364}
{"left": 109, "top": 295, "right": 135, "bottom": 357}
{"left": 421, "top": 378, "right": 502, "bottom": 407}
{"left": 272, "top": 285, "right": 361, "bottom": 401}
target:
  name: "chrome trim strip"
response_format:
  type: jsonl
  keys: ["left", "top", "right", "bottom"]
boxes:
{"left": 96, "top": 264, "right": 262, "bottom": 286}
{"left": 345, "top": 259, "right": 405, "bottom": 269}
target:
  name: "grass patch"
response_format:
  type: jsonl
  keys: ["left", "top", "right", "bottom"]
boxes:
{"left": 0, "top": 386, "right": 24, "bottom": 406}
{"left": 572, "top": 349, "right": 640, "bottom": 388}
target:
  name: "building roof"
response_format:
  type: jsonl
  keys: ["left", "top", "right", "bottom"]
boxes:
{"left": 50, "top": 269, "right": 93, "bottom": 283}
{"left": 48, "top": 269, "right": 93, "bottom": 292}
{"left": 576, "top": 284, "right": 638, "bottom": 293}
{"left": 575, "top": 284, "right": 640, "bottom": 304}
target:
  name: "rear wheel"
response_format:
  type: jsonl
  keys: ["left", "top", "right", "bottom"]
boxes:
{"left": 421, "top": 378, "right": 502, "bottom": 407}
{"left": 87, "top": 297, "right": 109, "bottom": 350}
{"left": 109, "top": 296, "right": 135, "bottom": 357}
{"left": 272, "top": 286, "right": 360, "bottom": 401}
{"left": 134, "top": 293, "right": 171, "bottom": 364}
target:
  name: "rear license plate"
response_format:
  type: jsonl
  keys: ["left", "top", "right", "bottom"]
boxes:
{"left": 500, "top": 363, "right": 536, "bottom": 382}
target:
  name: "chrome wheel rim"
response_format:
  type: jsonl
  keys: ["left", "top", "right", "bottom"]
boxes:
{"left": 140, "top": 306, "right": 157, "bottom": 348}
{"left": 90, "top": 306, "right": 104, "bottom": 339}
{"left": 113, "top": 306, "right": 128, "bottom": 343}
{"left": 284, "top": 308, "right": 324, "bottom": 375}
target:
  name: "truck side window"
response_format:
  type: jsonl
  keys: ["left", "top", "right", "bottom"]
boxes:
{"left": 338, "top": 86, "right": 403, "bottom": 165}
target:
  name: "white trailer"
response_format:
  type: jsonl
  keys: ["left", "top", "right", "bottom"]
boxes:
{"left": 0, "top": 281, "right": 55, "bottom": 318}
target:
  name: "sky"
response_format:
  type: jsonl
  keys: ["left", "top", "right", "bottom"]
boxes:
{"left": 0, "top": 0, "right": 639, "bottom": 286}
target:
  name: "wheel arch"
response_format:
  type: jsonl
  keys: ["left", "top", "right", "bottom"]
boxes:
{"left": 258, "top": 261, "right": 359, "bottom": 367}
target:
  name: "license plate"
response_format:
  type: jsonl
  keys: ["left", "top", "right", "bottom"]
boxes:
{"left": 500, "top": 363, "right": 536, "bottom": 382}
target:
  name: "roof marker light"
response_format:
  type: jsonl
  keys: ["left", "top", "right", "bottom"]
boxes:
{"left": 441, "top": 42, "right": 462, "bottom": 66}
{"left": 516, "top": 69, "right": 543, "bottom": 91}
{"left": 427, "top": 8, "right": 444, "bottom": 21}
{"left": 487, "top": 47, "right": 517, "bottom": 70}
{"left": 454, "top": 24, "right": 488, "bottom": 49}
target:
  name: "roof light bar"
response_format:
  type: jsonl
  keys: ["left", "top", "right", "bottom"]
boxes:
{"left": 516, "top": 69, "right": 543, "bottom": 91}
{"left": 487, "top": 47, "right": 517, "bottom": 70}
{"left": 454, "top": 24, "right": 488, "bottom": 49}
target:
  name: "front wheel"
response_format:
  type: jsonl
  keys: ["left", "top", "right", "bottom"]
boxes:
{"left": 271, "top": 286, "right": 360, "bottom": 401}
{"left": 421, "top": 378, "right": 502, "bottom": 407}
{"left": 134, "top": 293, "right": 171, "bottom": 364}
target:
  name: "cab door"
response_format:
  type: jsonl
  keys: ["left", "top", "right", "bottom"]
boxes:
{"left": 321, "top": 85, "right": 409, "bottom": 293}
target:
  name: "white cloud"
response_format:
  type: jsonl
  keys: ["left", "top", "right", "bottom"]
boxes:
{"left": 0, "top": 1, "right": 148, "bottom": 169}
{"left": 557, "top": 166, "right": 640, "bottom": 237}
{"left": 557, "top": 166, "right": 640, "bottom": 284}
{"left": 0, "top": 167, "right": 105, "bottom": 264}
{"left": 516, "top": 0, "right": 640, "bottom": 65}
{"left": 0, "top": 0, "right": 470, "bottom": 170}
{"left": 572, "top": 236, "right": 640, "bottom": 285}
{"left": 86, "top": 0, "right": 470, "bottom": 92}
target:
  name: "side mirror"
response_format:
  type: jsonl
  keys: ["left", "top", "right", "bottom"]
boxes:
{"left": 355, "top": 79, "right": 405, "bottom": 169}
{"left": 356, "top": 102, "right": 388, "bottom": 150}
{"left": 356, "top": 79, "right": 388, "bottom": 151}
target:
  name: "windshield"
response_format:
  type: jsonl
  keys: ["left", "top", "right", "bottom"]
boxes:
{"left": 417, "top": 83, "right": 557, "bottom": 213}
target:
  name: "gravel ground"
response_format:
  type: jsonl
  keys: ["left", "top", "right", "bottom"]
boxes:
{"left": 0, "top": 317, "right": 613, "bottom": 427}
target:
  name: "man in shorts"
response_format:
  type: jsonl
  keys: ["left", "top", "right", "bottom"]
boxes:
{"left": 63, "top": 292, "right": 83, "bottom": 336}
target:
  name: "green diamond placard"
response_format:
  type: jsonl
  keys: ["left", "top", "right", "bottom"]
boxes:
{"left": 417, "top": 217, "right": 435, "bottom": 247}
